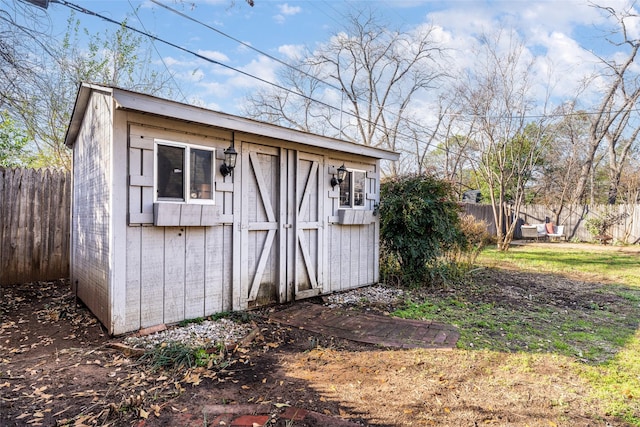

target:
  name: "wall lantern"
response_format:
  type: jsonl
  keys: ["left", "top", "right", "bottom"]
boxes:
{"left": 220, "top": 143, "right": 238, "bottom": 177}
{"left": 330, "top": 164, "right": 348, "bottom": 189}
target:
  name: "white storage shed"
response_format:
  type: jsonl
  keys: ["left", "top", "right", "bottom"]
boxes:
{"left": 64, "top": 83, "right": 399, "bottom": 335}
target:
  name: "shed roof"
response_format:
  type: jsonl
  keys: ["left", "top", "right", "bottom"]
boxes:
{"left": 65, "top": 82, "right": 400, "bottom": 161}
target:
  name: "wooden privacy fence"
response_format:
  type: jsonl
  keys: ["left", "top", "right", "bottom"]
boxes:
{"left": 462, "top": 203, "right": 640, "bottom": 244}
{"left": 0, "top": 168, "right": 70, "bottom": 285}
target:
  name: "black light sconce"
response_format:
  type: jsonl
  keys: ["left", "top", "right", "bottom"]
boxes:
{"left": 330, "top": 164, "right": 348, "bottom": 189}
{"left": 220, "top": 142, "right": 238, "bottom": 177}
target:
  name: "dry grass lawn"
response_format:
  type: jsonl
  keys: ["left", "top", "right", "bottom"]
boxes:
{"left": 282, "top": 347, "right": 615, "bottom": 426}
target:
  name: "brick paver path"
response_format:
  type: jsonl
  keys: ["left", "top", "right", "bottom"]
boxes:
{"left": 269, "top": 302, "right": 459, "bottom": 349}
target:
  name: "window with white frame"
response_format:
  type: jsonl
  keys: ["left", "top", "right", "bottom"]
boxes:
{"left": 339, "top": 169, "right": 366, "bottom": 208}
{"left": 156, "top": 140, "right": 215, "bottom": 203}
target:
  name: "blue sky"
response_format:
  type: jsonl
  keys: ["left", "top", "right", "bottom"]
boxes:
{"left": 38, "top": 0, "right": 638, "bottom": 115}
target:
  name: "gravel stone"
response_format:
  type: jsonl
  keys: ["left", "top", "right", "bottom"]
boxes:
{"left": 322, "top": 285, "right": 405, "bottom": 308}
{"left": 123, "top": 285, "right": 404, "bottom": 350}
{"left": 124, "top": 318, "right": 254, "bottom": 350}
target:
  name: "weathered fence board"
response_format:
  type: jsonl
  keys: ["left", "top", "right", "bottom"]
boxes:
{"left": 2, "top": 167, "right": 638, "bottom": 286}
{"left": 463, "top": 203, "right": 640, "bottom": 244}
{"left": 0, "top": 168, "right": 70, "bottom": 285}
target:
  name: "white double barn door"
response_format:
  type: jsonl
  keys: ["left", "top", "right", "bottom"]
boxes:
{"left": 239, "top": 143, "right": 325, "bottom": 308}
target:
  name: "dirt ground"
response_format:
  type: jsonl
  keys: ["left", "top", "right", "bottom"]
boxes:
{"left": 0, "top": 260, "right": 635, "bottom": 427}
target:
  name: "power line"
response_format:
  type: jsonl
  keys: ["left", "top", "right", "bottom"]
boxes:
{"left": 34, "top": 1, "right": 640, "bottom": 146}
{"left": 149, "top": 0, "right": 345, "bottom": 95}
{"left": 145, "top": 0, "right": 446, "bottom": 141}
{"left": 51, "top": 1, "right": 325, "bottom": 104}
{"left": 45, "top": 0, "right": 411, "bottom": 143}
{"left": 127, "top": 0, "right": 188, "bottom": 103}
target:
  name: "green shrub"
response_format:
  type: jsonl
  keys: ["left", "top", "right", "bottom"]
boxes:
{"left": 585, "top": 211, "right": 628, "bottom": 239}
{"left": 379, "top": 174, "right": 466, "bottom": 287}
{"left": 445, "top": 214, "right": 492, "bottom": 268}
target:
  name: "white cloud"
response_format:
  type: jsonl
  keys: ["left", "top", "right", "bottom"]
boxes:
{"left": 273, "top": 3, "right": 302, "bottom": 24}
{"left": 228, "top": 55, "right": 278, "bottom": 89}
{"left": 196, "top": 50, "right": 230, "bottom": 63}
{"left": 421, "top": 0, "right": 629, "bottom": 111}
{"left": 143, "top": 0, "right": 640, "bottom": 116}
{"left": 278, "top": 44, "right": 305, "bottom": 60}
{"left": 278, "top": 3, "right": 302, "bottom": 16}
{"left": 196, "top": 80, "right": 231, "bottom": 99}
{"left": 161, "top": 56, "right": 182, "bottom": 67}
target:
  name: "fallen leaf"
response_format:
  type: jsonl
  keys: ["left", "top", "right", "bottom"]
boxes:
{"left": 150, "top": 404, "right": 161, "bottom": 417}
{"left": 139, "top": 408, "right": 149, "bottom": 419}
{"left": 273, "top": 403, "right": 290, "bottom": 408}
{"left": 183, "top": 372, "right": 201, "bottom": 386}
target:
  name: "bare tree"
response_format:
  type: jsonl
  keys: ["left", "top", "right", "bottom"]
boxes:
{"left": 572, "top": 4, "right": 640, "bottom": 205}
{"left": 454, "top": 29, "right": 551, "bottom": 250}
{"left": 1, "top": 2, "right": 175, "bottom": 169}
{"left": 245, "top": 9, "right": 448, "bottom": 176}
{"left": 422, "top": 86, "right": 482, "bottom": 199}
{"left": 0, "top": 1, "right": 51, "bottom": 111}
{"left": 530, "top": 105, "right": 590, "bottom": 219}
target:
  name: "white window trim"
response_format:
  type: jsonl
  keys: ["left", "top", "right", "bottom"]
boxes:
{"left": 154, "top": 139, "right": 216, "bottom": 205}
{"left": 339, "top": 168, "right": 367, "bottom": 209}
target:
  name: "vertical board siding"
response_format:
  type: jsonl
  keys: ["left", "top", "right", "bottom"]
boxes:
{"left": 185, "top": 228, "right": 206, "bottom": 320}
{"left": 124, "top": 122, "right": 235, "bottom": 330}
{"left": 326, "top": 161, "right": 379, "bottom": 292}
{"left": 0, "top": 168, "right": 71, "bottom": 285}
{"left": 125, "top": 226, "right": 142, "bottom": 331}
{"left": 139, "top": 227, "right": 165, "bottom": 328}
{"left": 204, "top": 225, "right": 229, "bottom": 314}
{"left": 164, "top": 228, "right": 186, "bottom": 324}
{"left": 128, "top": 224, "right": 229, "bottom": 328}
{"left": 71, "top": 92, "right": 112, "bottom": 326}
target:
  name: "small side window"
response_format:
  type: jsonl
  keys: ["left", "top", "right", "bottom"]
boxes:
{"left": 339, "top": 169, "right": 366, "bottom": 208}
{"left": 156, "top": 140, "right": 215, "bottom": 203}
{"left": 190, "top": 148, "right": 213, "bottom": 200}
{"left": 157, "top": 144, "right": 185, "bottom": 200}
{"left": 353, "top": 171, "right": 365, "bottom": 207}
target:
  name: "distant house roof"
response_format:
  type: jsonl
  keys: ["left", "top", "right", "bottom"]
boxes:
{"left": 64, "top": 82, "right": 400, "bottom": 161}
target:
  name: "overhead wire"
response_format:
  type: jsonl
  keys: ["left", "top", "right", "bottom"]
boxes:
{"left": 47, "top": 0, "right": 636, "bottom": 167}
{"left": 148, "top": 0, "right": 448, "bottom": 143}
{"left": 53, "top": 0, "right": 616, "bottom": 124}
{"left": 149, "top": 0, "right": 346, "bottom": 94}
{"left": 49, "top": 0, "right": 414, "bottom": 147}
{"left": 51, "top": 0, "right": 346, "bottom": 115}
{"left": 126, "top": 0, "right": 189, "bottom": 103}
